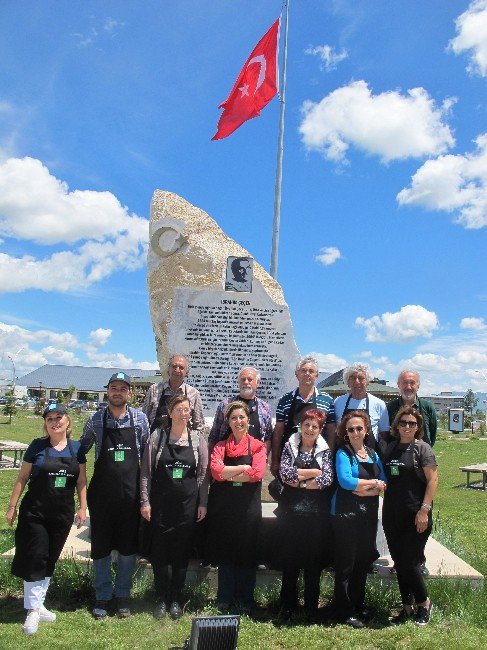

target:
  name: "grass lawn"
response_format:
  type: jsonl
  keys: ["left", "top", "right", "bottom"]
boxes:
{"left": 0, "top": 412, "right": 486, "bottom": 648}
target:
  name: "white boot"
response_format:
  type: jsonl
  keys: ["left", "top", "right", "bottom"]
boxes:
{"left": 23, "top": 609, "right": 40, "bottom": 635}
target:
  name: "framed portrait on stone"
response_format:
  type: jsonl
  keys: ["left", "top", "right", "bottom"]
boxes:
{"left": 225, "top": 256, "right": 253, "bottom": 292}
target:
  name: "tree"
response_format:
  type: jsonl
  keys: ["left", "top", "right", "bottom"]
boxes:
{"left": 67, "top": 384, "right": 76, "bottom": 401}
{"left": 56, "top": 390, "right": 66, "bottom": 404}
{"left": 463, "top": 389, "right": 478, "bottom": 435}
{"left": 3, "top": 389, "right": 17, "bottom": 424}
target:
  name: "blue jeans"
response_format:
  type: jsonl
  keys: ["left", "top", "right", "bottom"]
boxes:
{"left": 93, "top": 553, "right": 137, "bottom": 600}
{"left": 217, "top": 565, "right": 256, "bottom": 608}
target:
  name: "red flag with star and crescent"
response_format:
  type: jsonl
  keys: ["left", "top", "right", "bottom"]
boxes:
{"left": 212, "top": 18, "right": 280, "bottom": 140}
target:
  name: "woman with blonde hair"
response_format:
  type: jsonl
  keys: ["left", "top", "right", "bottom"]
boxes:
{"left": 6, "top": 403, "right": 87, "bottom": 635}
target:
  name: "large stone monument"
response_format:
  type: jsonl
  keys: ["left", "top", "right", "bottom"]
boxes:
{"left": 147, "top": 190, "right": 301, "bottom": 414}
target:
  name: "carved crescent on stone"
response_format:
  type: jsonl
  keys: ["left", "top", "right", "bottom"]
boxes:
{"left": 150, "top": 226, "right": 188, "bottom": 258}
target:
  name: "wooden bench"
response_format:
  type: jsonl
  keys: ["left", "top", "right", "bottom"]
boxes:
{"left": 0, "top": 441, "right": 28, "bottom": 468}
{"left": 459, "top": 463, "right": 487, "bottom": 490}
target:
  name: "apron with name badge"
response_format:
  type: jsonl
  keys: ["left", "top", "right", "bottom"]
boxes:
{"left": 383, "top": 441, "right": 430, "bottom": 518}
{"left": 150, "top": 439, "right": 198, "bottom": 563}
{"left": 12, "top": 439, "right": 80, "bottom": 581}
{"left": 206, "top": 436, "right": 261, "bottom": 567}
{"left": 87, "top": 408, "right": 140, "bottom": 559}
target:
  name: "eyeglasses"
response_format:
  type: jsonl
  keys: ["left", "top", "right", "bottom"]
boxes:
{"left": 173, "top": 407, "right": 190, "bottom": 414}
{"left": 346, "top": 425, "right": 365, "bottom": 434}
{"left": 398, "top": 420, "right": 418, "bottom": 428}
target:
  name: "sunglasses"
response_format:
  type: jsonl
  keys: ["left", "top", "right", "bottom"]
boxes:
{"left": 346, "top": 425, "right": 365, "bottom": 434}
{"left": 398, "top": 420, "right": 418, "bottom": 428}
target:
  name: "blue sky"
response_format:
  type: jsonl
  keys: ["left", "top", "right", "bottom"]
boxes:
{"left": 1, "top": 0, "right": 487, "bottom": 396}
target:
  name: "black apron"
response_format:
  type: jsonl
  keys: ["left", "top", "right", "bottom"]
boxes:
{"left": 150, "top": 439, "right": 197, "bottom": 564}
{"left": 12, "top": 439, "right": 80, "bottom": 581}
{"left": 87, "top": 408, "right": 140, "bottom": 559}
{"left": 276, "top": 444, "right": 330, "bottom": 569}
{"left": 333, "top": 446, "right": 380, "bottom": 566}
{"left": 150, "top": 384, "right": 189, "bottom": 433}
{"left": 334, "top": 446, "right": 380, "bottom": 520}
{"left": 382, "top": 442, "right": 430, "bottom": 517}
{"left": 342, "top": 394, "right": 376, "bottom": 450}
{"left": 281, "top": 389, "right": 318, "bottom": 450}
{"left": 206, "top": 436, "right": 261, "bottom": 567}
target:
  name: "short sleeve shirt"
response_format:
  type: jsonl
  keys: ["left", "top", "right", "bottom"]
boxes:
{"left": 276, "top": 388, "right": 335, "bottom": 425}
{"left": 24, "top": 438, "right": 86, "bottom": 479}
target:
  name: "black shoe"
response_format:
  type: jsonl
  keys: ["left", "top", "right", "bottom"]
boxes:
{"left": 117, "top": 597, "right": 131, "bottom": 618}
{"left": 153, "top": 601, "right": 166, "bottom": 620}
{"left": 92, "top": 600, "right": 111, "bottom": 619}
{"left": 358, "top": 608, "right": 373, "bottom": 622}
{"left": 278, "top": 608, "right": 294, "bottom": 622}
{"left": 420, "top": 562, "right": 430, "bottom": 576}
{"left": 390, "top": 608, "right": 413, "bottom": 626}
{"left": 414, "top": 602, "right": 432, "bottom": 626}
{"left": 344, "top": 616, "right": 365, "bottom": 629}
{"left": 169, "top": 601, "right": 183, "bottom": 620}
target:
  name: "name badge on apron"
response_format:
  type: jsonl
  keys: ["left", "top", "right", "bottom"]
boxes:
{"left": 114, "top": 450, "right": 125, "bottom": 462}
{"left": 172, "top": 468, "right": 183, "bottom": 479}
{"left": 54, "top": 476, "right": 67, "bottom": 488}
{"left": 233, "top": 482, "right": 243, "bottom": 487}
{"left": 390, "top": 465, "right": 400, "bottom": 476}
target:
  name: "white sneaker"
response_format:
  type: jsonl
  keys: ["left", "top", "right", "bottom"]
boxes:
{"left": 23, "top": 609, "right": 40, "bottom": 635}
{"left": 39, "top": 605, "right": 56, "bottom": 622}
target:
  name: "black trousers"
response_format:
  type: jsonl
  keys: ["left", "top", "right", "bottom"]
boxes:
{"left": 280, "top": 564, "right": 321, "bottom": 612}
{"left": 150, "top": 525, "right": 189, "bottom": 602}
{"left": 331, "top": 514, "right": 377, "bottom": 619}
{"left": 382, "top": 508, "right": 431, "bottom": 605}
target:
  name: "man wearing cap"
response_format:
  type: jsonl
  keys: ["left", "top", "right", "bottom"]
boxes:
{"left": 142, "top": 354, "right": 204, "bottom": 434}
{"left": 80, "top": 372, "right": 149, "bottom": 619}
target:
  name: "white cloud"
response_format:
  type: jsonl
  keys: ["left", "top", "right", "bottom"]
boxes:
{"left": 358, "top": 350, "right": 372, "bottom": 358}
{"left": 460, "top": 317, "right": 486, "bottom": 330}
{"left": 299, "top": 80, "right": 455, "bottom": 164}
{"left": 449, "top": 0, "right": 487, "bottom": 76}
{"left": 308, "top": 352, "right": 347, "bottom": 373}
{"left": 397, "top": 134, "right": 487, "bottom": 229}
{"left": 0, "top": 320, "right": 156, "bottom": 378}
{"left": 355, "top": 305, "right": 439, "bottom": 343}
{"left": 89, "top": 328, "right": 112, "bottom": 347}
{"left": 315, "top": 246, "right": 342, "bottom": 266}
{"left": 104, "top": 18, "right": 125, "bottom": 34}
{"left": 0, "top": 157, "right": 148, "bottom": 293}
{"left": 305, "top": 44, "right": 348, "bottom": 71}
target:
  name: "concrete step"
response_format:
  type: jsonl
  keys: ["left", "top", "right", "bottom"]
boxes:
{"left": 3, "top": 501, "right": 483, "bottom": 586}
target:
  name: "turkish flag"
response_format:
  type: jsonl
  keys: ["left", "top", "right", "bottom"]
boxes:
{"left": 212, "top": 18, "right": 280, "bottom": 140}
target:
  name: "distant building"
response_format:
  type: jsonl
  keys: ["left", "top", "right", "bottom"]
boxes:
{"left": 17, "top": 364, "right": 160, "bottom": 402}
{"left": 422, "top": 392, "right": 465, "bottom": 415}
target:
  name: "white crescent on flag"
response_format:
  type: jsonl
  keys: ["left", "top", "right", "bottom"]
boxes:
{"left": 247, "top": 54, "right": 266, "bottom": 92}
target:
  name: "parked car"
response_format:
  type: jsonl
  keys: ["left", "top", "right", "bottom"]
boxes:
{"left": 68, "top": 399, "right": 89, "bottom": 410}
{"left": 0, "top": 397, "right": 8, "bottom": 405}
{"left": 96, "top": 401, "right": 108, "bottom": 411}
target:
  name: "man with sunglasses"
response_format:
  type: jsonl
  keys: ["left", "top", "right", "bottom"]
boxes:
{"left": 142, "top": 354, "right": 205, "bottom": 435}
{"left": 386, "top": 370, "right": 437, "bottom": 447}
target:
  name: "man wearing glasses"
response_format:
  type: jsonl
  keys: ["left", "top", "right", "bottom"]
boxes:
{"left": 386, "top": 370, "right": 437, "bottom": 447}
{"left": 142, "top": 354, "right": 205, "bottom": 434}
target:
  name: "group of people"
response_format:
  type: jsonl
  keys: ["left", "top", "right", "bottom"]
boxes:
{"left": 5, "top": 355, "right": 438, "bottom": 634}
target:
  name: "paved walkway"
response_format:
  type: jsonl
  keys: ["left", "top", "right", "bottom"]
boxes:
{"left": 3, "top": 501, "right": 482, "bottom": 584}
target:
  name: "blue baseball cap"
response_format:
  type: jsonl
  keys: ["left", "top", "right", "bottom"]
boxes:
{"left": 42, "top": 403, "right": 68, "bottom": 418}
{"left": 105, "top": 372, "right": 132, "bottom": 388}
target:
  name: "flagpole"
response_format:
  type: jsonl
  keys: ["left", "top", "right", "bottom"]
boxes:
{"left": 270, "top": 0, "right": 290, "bottom": 280}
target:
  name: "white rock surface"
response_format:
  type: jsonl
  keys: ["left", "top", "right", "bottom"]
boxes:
{"left": 147, "top": 190, "right": 301, "bottom": 413}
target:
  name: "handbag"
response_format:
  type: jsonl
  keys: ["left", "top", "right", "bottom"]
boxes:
{"left": 268, "top": 475, "right": 284, "bottom": 502}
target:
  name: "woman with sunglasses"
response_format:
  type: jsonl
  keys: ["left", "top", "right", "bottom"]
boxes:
{"left": 382, "top": 406, "right": 438, "bottom": 627}
{"left": 330, "top": 410, "right": 387, "bottom": 628}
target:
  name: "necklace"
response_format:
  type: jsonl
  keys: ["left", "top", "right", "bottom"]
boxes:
{"left": 355, "top": 447, "right": 368, "bottom": 460}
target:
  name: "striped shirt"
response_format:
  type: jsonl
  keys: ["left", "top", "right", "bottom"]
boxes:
{"left": 276, "top": 387, "right": 335, "bottom": 425}
{"left": 142, "top": 381, "right": 205, "bottom": 433}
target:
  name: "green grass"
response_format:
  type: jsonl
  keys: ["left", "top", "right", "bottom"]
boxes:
{"left": 1, "top": 412, "right": 486, "bottom": 648}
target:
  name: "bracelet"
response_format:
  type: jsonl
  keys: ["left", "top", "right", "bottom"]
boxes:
{"left": 421, "top": 502, "right": 432, "bottom": 511}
